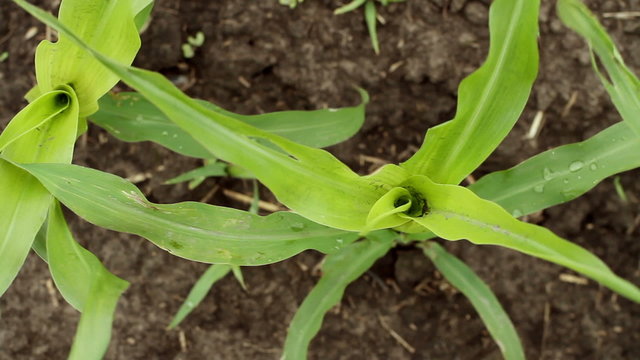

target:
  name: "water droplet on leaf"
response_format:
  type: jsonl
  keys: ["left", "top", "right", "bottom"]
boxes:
{"left": 589, "top": 163, "right": 597, "bottom": 171}
{"left": 543, "top": 167, "right": 553, "bottom": 180}
{"left": 569, "top": 161, "right": 584, "bottom": 172}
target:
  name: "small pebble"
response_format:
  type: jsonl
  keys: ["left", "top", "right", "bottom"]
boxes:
{"left": 464, "top": 1, "right": 488, "bottom": 25}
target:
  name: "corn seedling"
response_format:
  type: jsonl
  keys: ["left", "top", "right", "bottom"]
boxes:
{"left": 1, "top": 0, "right": 367, "bottom": 358}
{"left": 3, "top": 0, "right": 640, "bottom": 359}
{"left": 280, "top": 0, "right": 404, "bottom": 54}
{"left": 181, "top": 31, "right": 205, "bottom": 59}
{"left": 334, "top": 0, "right": 406, "bottom": 54}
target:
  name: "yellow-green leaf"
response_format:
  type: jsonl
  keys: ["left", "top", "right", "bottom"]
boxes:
{"left": 402, "top": 0, "right": 540, "bottom": 185}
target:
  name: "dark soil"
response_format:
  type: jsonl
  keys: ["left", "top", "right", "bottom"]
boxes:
{"left": 1, "top": 0, "right": 640, "bottom": 359}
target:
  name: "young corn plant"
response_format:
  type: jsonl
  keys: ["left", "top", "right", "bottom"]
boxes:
{"left": 4, "top": 0, "right": 640, "bottom": 358}
{"left": 280, "top": 0, "right": 404, "bottom": 54}
{"left": 334, "top": 0, "right": 405, "bottom": 54}
{"left": 0, "top": 1, "right": 153, "bottom": 358}
{"left": 0, "top": 0, "right": 369, "bottom": 358}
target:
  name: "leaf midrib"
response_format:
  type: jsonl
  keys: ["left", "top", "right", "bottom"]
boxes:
{"left": 432, "top": 0, "right": 526, "bottom": 179}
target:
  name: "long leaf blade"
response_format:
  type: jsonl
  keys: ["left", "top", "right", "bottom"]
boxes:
{"left": 168, "top": 264, "right": 231, "bottom": 329}
{"left": 282, "top": 230, "right": 395, "bottom": 360}
{"left": 421, "top": 242, "right": 524, "bottom": 360}
{"left": 67, "top": 273, "right": 128, "bottom": 360}
{"left": 557, "top": 0, "right": 640, "bottom": 137}
{"left": 11, "top": 162, "right": 358, "bottom": 265}
{"left": 406, "top": 176, "right": 640, "bottom": 303}
{"left": 92, "top": 90, "right": 368, "bottom": 158}
{"left": 401, "top": 0, "right": 540, "bottom": 185}
{"left": 470, "top": 122, "right": 640, "bottom": 217}
{"left": 46, "top": 201, "right": 128, "bottom": 360}
{"left": 408, "top": 121, "right": 640, "bottom": 241}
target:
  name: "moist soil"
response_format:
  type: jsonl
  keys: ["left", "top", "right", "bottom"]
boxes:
{"left": 1, "top": 0, "right": 640, "bottom": 359}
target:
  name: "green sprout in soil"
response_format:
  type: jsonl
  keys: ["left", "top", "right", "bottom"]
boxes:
{"left": 281, "top": 0, "right": 405, "bottom": 54}
{"left": 182, "top": 31, "right": 205, "bottom": 59}
{"left": 334, "top": 0, "right": 405, "bottom": 54}
{"left": 2, "top": 0, "right": 640, "bottom": 359}
{"left": 279, "top": 0, "right": 303, "bottom": 9}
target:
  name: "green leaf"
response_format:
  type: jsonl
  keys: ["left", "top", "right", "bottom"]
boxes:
{"left": 364, "top": 187, "right": 412, "bottom": 232}
{"left": 231, "top": 265, "right": 246, "bottom": 290}
{"left": 0, "top": 87, "right": 79, "bottom": 296}
{"left": 401, "top": 0, "right": 540, "bottom": 185}
{"left": 0, "top": 90, "right": 69, "bottom": 151}
{"left": 32, "top": 222, "right": 48, "bottom": 261}
{"left": 187, "top": 32, "right": 205, "bottom": 47}
{"left": 408, "top": 121, "right": 640, "bottom": 241}
{"left": 68, "top": 272, "right": 128, "bottom": 360}
{"left": 364, "top": 0, "right": 379, "bottom": 54}
{"left": 164, "top": 161, "right": 228, "bottom": 187}
{"left": 46, "top": 201, "right": 129, "bottom": 360}
{"left": 282, "top": 230, "right": 395, "bottom": 360}
{"left": 404, "top": 175, "right": 640, "bottom": 303}
{"left": 334, "top": 0, "right": 366, "bottom": 14}
{"left": 470, "top": 122, "right": 640, "bottom": 217}
{"left": 12, "top": 162, "right": 359, "bottom": 265}
{"left": 34, "top": 0, "right": 141, "bottom": 116}
{"left": 91, "top": 90, "right": 368, "bottom": 158}
{"left": 13, "top": 2, "right": 388, "bottom": 231}
{"left": 557, "top": 0, "right": 640, "bottom": 137}
{"left": 132, "top": 0, "right": 154, "bottom": 31}
{"left": 168, "top": 264, "right": 231, "bottom": 329}
{"left": 421, "top": 242, "right": 524, "bottom": 360}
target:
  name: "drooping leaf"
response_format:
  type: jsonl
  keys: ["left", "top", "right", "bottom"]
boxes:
{"left": 34, "top": 0, "right": 141, "bottom": 116}
{"left": 68, "top": 271, "right": 128, "bottom": 360}
{"left": 282, "top": 230, "right": 395, "bottom": 360}
{"left": 0, "top": 86, "right": 78, "bottom": 296}
{"left": 401, "top": 0, "right": 540, "bottom": 185}
{"left": 470, "top": 122, "right": 640, "bottom": 217}
{"left": 11, "top": 162, "right": 359, "bottom": 265}
{"left": 91, "top": 92, "right": 208, "bottom": 158}
{"left": 404, "top": 176, "right": 640, "bottom": 303}
{"left": 13, "top": 2, "right": 388, "bottom": 231}
{"left": 557, "top": 0, "right": 640, "bottom": 137}
{"left": 91, "top": 90, "right": 368, "bottom": 158}
{"left": 421, "top": 242, "right": 524, "bottom": 360}
{"left": 168, "top": 177, "right": 257, "bottom": 329}
{"left": 46, "top": 202, "right": 128, "bottom": 360}
{"left": 168, "top": 264, "right": 231, "bottom": 329}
